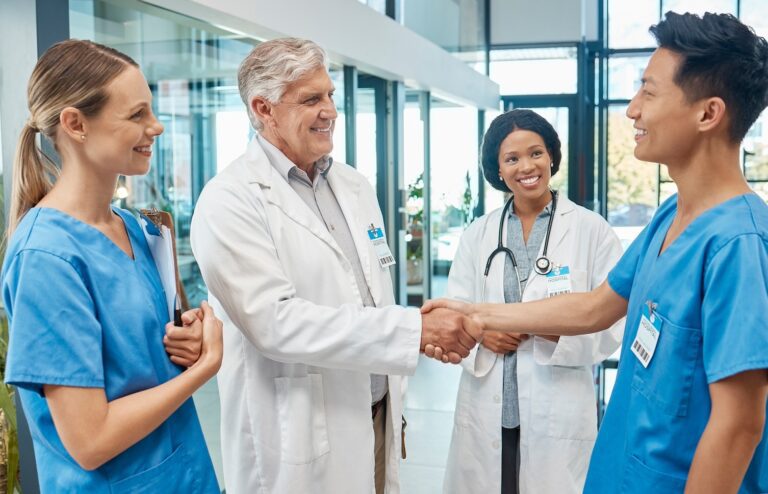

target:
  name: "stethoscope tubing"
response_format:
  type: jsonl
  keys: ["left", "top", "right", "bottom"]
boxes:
{"left": 481, "top": 190, "right": 558, "bottom": 302}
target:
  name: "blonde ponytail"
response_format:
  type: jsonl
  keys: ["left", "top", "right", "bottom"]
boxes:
{"left": 7, "top": 124, "right": 58, "bottom": 236}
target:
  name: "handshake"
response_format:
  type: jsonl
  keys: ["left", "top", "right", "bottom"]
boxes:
{"left": 419, "top": 299, "right": 481, "bottom": 364}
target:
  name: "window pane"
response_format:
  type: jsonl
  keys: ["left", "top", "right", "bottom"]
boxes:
{"left": 430, "top": 101, "right": 478, "bottom": 298}
{"left": 607, "top": 105, "right": 659, "bottom": 248}
{"left": 741, "top": 0, "right": 768, "bottom": 38}
{"left": 750, "top": 182, "right": 768, "bottom": 202}
{"left": 608, "top": 0, "right": 659, "bottom": 49}
{"left": 659, "top": 181, "right": 678, "bottom": 204}
{"left": 490, "top": 47, "right": 577, "bottom": 95}
{"left": 329, "top": 66, "right": 346, "bottom": 164}
{"left": 358, "top": 0, "right": 387, "bottom": 14}
{"left": 662, "top": 0, "right": 736, "bottom": 16}
{"left": 608, "top": 55, "right": 650, "bottom": 101}
{"left": 403, "top": 0, "right": 486, "bottom": 57}
{"left": 404, "top": 91, "right": 427, "bottom": 306}
{"left": 355, "top": 86, "right": 378, "bottom": 189}
{"left": 744, "top": 109, "right": 768, "bottom": 181}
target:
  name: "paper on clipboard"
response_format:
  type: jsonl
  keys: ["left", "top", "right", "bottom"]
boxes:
{"left": 139, "top": 209, "right": 180, "bottom": 320}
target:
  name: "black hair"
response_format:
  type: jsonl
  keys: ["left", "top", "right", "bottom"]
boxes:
{"left": 650, "top": 11, "right": 768, "bottom": 142}
{"left": 480, "top": 109, "right": 561, "bottom": 192}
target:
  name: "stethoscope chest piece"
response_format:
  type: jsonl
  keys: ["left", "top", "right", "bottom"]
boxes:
{"left": 534, "top": 255, "right": 552, "bottom": 275}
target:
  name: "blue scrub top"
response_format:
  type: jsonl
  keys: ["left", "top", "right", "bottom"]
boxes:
{"left": 585, "top": 194, "right": 768, "bottom": 493}
{"left": 3, "top": 207, "right": 218, "bottom": 493}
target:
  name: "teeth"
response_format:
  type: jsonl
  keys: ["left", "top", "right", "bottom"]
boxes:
{"left": 519, "top": 176, "right": 539, "bottom": 185}
{"left": 134, "top": 146, "right": 151, "bottom": 153}
{"left": 635, "top": 129, "right": 648, "bottom": 136}
{"left": 312, "top": 127, "right": 331, "bottom": 132}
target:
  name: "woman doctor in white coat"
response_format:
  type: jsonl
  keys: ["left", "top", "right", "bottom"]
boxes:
{"left": 442, "top": 109, "right": 624, "bottom": 494}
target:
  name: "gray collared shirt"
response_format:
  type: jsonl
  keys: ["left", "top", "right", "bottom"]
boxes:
{"left": 501, "top": 200, "right": 552, "bottom": 429}
{"left": 257, "top": 135, "right": 388, "bottom": 404}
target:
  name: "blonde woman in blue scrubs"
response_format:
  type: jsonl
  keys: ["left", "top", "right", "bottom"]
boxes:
{"left": 3, "top": 40, "right": 222, "bottom": 492}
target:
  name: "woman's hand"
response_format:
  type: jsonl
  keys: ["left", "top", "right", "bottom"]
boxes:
{"left": 189, "top": 301, "right": 223, "bottom": 378}
{"left": 163, "top": 308, "right": 203, "bottom": 367}
{"left": 481, "top": 331, "right": 527, "bottom": 354}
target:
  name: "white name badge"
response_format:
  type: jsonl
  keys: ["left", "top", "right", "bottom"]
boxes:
{"left": 367, "top": 225, "right": 395, "bottom": 269}
{"left": 545, "top": 265, "right": 572, "bottom": 297}
{"left": 631, "top": 302, "right": 661, "bottom": 368}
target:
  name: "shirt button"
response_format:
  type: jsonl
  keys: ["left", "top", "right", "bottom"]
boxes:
{"left": 493, "top": 395, "right": 501, "bottom": 403}
{"left": 492, "top": 440, "right": 500, "bottom": 449}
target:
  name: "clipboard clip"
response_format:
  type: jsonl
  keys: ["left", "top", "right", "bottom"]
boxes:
{"left": 140, "top": 207, "right": 165, "bottom": 237}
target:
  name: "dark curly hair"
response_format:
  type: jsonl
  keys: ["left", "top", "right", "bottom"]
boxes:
{"left": 480, "top": 109, "right": 561, "bottom": 192}
{"left": 650, "top": 11, "right": 768, "bottom": 142}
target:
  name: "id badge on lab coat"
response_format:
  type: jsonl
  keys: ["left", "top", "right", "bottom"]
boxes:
{"left": 546, "top": 265, "right": 572, "bottom": 297}
{"left": 631, "top": 302, "right": 660, "bottom": 368}
{"left": 367, "top": 225, "right": 395, "bottom": 269}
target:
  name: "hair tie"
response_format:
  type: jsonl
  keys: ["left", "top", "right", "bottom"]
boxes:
{"left": 26, "top": 119, "right": 39, "bottom": 132}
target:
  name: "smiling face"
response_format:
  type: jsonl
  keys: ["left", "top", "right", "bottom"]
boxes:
{"left": 81, "top": 65, "right": 164, "bottom": 176}
{"left": 498, "top": 129, "right": 553, "bottom": 209}
{"left": 626, "top": 48, "right": 700, "bottom": 166}
{"left": 257, "top": 67, "right": 337, "bottom": 168}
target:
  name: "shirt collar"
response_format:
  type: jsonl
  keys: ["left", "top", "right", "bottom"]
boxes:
{"left": 257, "top": 134, "right": 333, "bottom": 184}
{"left": 507, "top": 197, "right": 554, "bottom": 220}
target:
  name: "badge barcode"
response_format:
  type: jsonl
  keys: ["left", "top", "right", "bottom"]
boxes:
{"left": 632, "top": 340, "right": 649, "bottom": 362}
{"left": 379, "top": 256, "right": 394, "bottom": 266}
{"left": 547, "top": 289, "right": 571, "bottom": 298}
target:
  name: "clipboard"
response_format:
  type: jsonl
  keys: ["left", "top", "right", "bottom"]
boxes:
{"left": 138, "top": 208, "right": 189, "bottom": 325}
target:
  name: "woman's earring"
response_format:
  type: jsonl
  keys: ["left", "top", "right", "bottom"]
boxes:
{"left": 550, "top": 162, "right": 554, "bottom": 169}
{"left": 80, "top": 134, "right": 86, "bottom": 141}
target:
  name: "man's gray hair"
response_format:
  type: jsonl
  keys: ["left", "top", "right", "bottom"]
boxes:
{"left": 238, "top": 38, "right": 328, "bottom": 131}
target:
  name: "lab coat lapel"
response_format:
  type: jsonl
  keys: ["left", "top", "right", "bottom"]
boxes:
{"left": 245, "top": 139, "right": 346, "bottom": 260}
{"left": 326, "top": 167, "right": 380, "bottom": 303}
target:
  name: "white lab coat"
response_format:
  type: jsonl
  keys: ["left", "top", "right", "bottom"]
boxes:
{"left": 443, "top": 196, "right": 625, "bottom": 494}
{"left": 190, "top": 138, "right": 422, "bottom": 494}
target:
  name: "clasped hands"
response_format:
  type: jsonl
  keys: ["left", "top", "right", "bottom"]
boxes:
{"left": 420, "top": 298, "right": 527, "bottom": 364}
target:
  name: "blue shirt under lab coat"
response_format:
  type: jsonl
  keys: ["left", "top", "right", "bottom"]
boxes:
{"left": 584, "top": 193, "right": 768, "bottom": 493}
{"left": 3, "top": 207, "right": 218, "bottom": 493}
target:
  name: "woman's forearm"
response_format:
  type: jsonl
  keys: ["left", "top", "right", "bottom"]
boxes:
{"left": 46, "top": 363, "right": 216, "bottom": 470}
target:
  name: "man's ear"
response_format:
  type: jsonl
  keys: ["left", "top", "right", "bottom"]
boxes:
{"left": 698, "top": 96, "right": 727, "bottom": 135}
{"left": 59, "top": 107, "right": 87, "bottom": 141}
{"left": 251, "top": 97, "right": 274, "bottom": 127}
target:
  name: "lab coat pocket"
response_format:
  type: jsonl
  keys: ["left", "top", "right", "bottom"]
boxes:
{"left": 274, "top": 374, "right": 331, "bottom": 464}
{"left": 630, "top": 313, "right": 701, "bottom": 417}
{"left": 111, "top": 444, "right": 187, "bottom": 493}
{"left": 547, "top": 366, "right": 597, "bottom": 440}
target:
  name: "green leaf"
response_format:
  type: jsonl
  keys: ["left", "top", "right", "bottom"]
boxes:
{"left": 0, "top": 386, "right": 16, "bottom": 431}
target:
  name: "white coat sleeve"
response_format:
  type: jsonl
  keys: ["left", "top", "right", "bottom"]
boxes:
{"left": 444, "top": 218, "right": 499, "bottom": 377}
{"left": 190, "top": 180, "right": 422, "bottom": 376}
{"left": 533, "top": 218, "right": 625, "bottom": 367}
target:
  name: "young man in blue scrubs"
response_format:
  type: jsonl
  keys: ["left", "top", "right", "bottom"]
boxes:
{"left": 424, "top": 11, "right": 768, "bottom": 493}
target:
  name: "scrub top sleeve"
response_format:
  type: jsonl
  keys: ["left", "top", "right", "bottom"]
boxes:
{"left": 4, "top": 250, "right": 104, "bottom": 395}
{"left": 606, "top": 224, "right": 649, "bottom": 300}
{"left": 702, "top": 233, "right": 768, "bottom": 383}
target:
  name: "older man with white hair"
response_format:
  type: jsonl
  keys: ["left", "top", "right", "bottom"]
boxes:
{"left": 191, "top": 38, "right": 481, "bottom": 493}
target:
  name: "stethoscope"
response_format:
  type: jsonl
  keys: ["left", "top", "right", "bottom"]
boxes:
{"left": 480, "top": 190, "right": 558, "bottom": 302}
